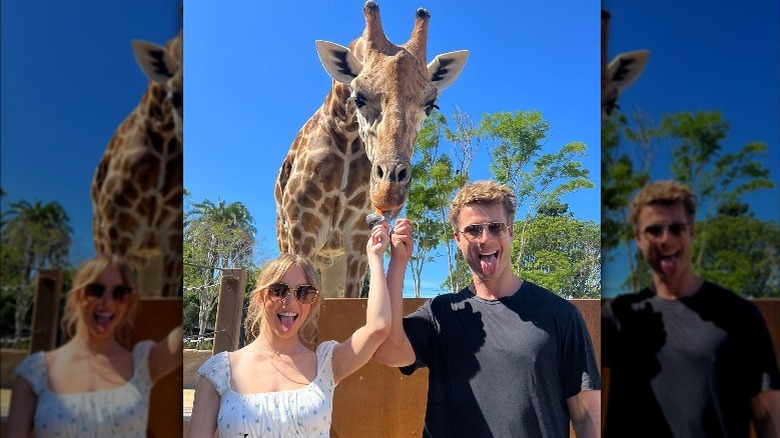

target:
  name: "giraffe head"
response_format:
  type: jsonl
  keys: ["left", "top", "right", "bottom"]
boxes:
{"left": 602, "top": 8, "right": 649, "bottom": 120}
{"left": 316, "top": 2, "right": 468, "bottom": 218}
{"left": 132, "top": 30, "right": 183, "bottom": 140}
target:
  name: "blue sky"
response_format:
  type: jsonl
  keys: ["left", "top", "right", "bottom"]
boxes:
{"left": 3, "top": 1, "right": 776, "bottom": 299}
{"left": 601, "top": 0, "right": 780, "bottom": 297}
{"left": 184, "top": 1, "right": 601, "bottom": 297}
{"left": 1, "top": 1, "right": 181, "bottom": 264}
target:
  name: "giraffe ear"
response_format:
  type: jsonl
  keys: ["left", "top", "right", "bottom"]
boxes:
{"left": 132, "top": 40, "right": 178, "bottom": 85}
{"left": 608, "top": 50, "right": 649, "bottom": 93}
{"left": 428, "top": 50, "right": 469, "bottom": 92}
{"left": 315, "top": 40, "right": 363, "bottom": 84}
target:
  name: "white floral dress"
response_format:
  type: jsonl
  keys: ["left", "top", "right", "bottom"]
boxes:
{"left": 197, "top": 340, "right": 337, "bottom": 438}
{"left": 13, "top": 340, "right": 153, "bottom": 438}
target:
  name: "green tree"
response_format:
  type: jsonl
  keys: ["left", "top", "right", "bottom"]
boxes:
{"left": 515, "top": 202, "right": 600, "bottom": 298}
{"left": 406, "top": 112, "right": 470, "bottom": 296}
{"left": 612, "top": 110, "right": 777, "bottom": 297}
{"left": 479, "top": 110, "right": 594, "bottom": 276}
{"left": 1, "top": 199, "right": 72, "bottom": 347}
{"left": 184, "top": 198, "right": 256, "bottom": 349}
{"left": 661, "top": 111, "right": 774, "bottom": 272}
{"left": 695, "top": 215, "right": 779, "bottom": 297}
{"left": 601, "top": 112, "right": 654, "bottom": 292}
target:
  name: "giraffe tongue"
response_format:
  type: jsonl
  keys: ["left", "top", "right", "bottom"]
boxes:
{"left": 279, "top": 315, "right": 296, "bottom": 332}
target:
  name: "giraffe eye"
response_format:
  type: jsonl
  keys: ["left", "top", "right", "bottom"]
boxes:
{"left": 349, "top": 93, "right": 366, "bottom": 109}
{"left": 424, "top": 101, "right": 439, "bottom": 116}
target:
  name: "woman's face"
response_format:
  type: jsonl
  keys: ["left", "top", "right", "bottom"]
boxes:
{"left": 262, "top": 264, "right": 316, "bottom": 340}
{"left": 78, "top": 264, "right": 135, "bottom": 340}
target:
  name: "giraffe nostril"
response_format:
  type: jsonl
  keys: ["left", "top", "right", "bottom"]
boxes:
{"left": 375, "top": 165, "right": 385, "bottom": 180}
{"left": 397, "top": 167, "right": 409, "bottom": 183}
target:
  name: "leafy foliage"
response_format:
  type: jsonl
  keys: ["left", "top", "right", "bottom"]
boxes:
{"left": 404, "top": 109, "right": 599, "bottom": 298}
{"left": 606, "top": 109, "right": 778, "bottom": 297}
{"left": 183, "top": 197, "right": 258, "bottom": 348}
{"left": 514, "top": 204, "right": 600, "bottom": 298}
{"left": 0, "top": 198, "right": 72, "bottom": 346}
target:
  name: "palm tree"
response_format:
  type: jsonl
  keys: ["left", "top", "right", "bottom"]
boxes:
{"left": 1, "top": 199, "right": 72, "bottom": 347}
{"left": 184, "top": 198, "right": 256, "bottom": 348}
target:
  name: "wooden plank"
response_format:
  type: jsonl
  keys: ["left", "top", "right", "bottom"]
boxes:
{"left": 212, "top": 269, "right": 247, "bottom": 354}
{"left": 28, "top": 269, "right": 62, "bottom": 354}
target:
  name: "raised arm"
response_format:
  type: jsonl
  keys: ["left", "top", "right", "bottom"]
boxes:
{"left": 149, "top": 325, "right": 183, "bottom": 384}
{"left": 6, "top": 376, "right": 36, "bottom": 437}
{"left": 373, "top": 218, "right": 416, "bottom": 367}
{"left": 332, "top": 221, "right": 392, "bottom": 383}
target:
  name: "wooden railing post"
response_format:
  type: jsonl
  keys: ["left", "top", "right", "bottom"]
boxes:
{"left": 212, "top": 269, "right": 247, "bottom": 354}
{"left": 29, "top": 269, "right": 63, "bottom": 354}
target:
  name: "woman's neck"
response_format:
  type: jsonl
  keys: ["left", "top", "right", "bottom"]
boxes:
{"left": 253, "top": 329, "right": 306, "bottom": 355}
{"left": 68, "top": 326, "right": 123, "bottom": 356}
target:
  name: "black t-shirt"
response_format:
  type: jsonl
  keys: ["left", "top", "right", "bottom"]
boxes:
{"left": 602, "top": 281, "right": 780, "bottom": 438}
{"left": 401, "top": 281, "right": 600, "bottom": 438}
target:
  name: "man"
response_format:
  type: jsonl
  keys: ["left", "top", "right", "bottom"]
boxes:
{"left": 602, "top": 180, "right": 780, "bottom": 437}
{"left": 376, "top": 180, "right": 601, "bottom": 437}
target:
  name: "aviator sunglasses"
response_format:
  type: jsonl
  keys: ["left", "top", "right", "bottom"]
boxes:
{"left": 84, "top": 283, "right": 134, "bottom": 303}
{"left": 641, "top": 222, "right": 688, "bottom": 240}
{"left": 267, "top": 282, "right": 319, "bottom": 305}
{"left": 458, "top": 222, "right": 508, "bottom": 241}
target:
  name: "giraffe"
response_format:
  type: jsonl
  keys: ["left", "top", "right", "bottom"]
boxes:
{"left": 91, "top": 30, "right": 183, "bottom": 297}
{"left": 275, "top": 1, "right": 468, "bottom": 298}
{"left": 602, "top": 8, "right": 649, "bottom": 120}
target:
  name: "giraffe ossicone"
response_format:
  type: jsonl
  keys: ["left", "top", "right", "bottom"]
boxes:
{"left": 602, "top": 8, "right": 649, "bottom": 120}
{"left": 275, "top": 1, "right": 468, "bottom": 297}
{"left": 91, "top": 31, "right": 183, "bottom": 297}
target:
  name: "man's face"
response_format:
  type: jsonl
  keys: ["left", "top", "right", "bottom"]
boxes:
{"left": 454, "top": 203, "right": 514, "bottom": 281}
{"left": 634, "top": 202, "right": 694, "bottom": 281}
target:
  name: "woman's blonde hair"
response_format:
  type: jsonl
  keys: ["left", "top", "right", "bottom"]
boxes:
{"left": 244, "top": 253, "right": 323, "bottom": 349}
{"left": 61, "top": 254, "right": 139, "bottom": 348}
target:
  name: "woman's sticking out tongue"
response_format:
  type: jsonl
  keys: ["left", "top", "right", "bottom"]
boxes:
{"left": 278, "top": 313, "right": 297, "bottom": 332}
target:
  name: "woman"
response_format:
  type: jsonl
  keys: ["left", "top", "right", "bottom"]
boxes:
{"left": 188, "top": 221, "right": 401, "bottom": 437}
{"left": 5, "top": 254, "right": 182, "bottom": 437}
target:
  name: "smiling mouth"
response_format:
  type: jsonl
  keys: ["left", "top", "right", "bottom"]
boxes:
{"left": 659, "top": 251, "right": 679, "bottom": 275}
{"left": 94, "top": 312, "right": 115, "bottom": 332}
{"left": 278, "top": 312, "right": 298, "bottom": 333}
{"left": 477, "top": 251, "right": 499, "bottom": 276}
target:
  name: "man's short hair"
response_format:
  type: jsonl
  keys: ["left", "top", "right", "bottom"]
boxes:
{"left": 447, "top": 180, "right": 517, "bottom": 230}
{"left": 629, "top": 180, "right": 697, "bottom": 230}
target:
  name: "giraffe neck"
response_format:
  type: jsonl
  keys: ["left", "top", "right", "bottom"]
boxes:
{"left": 316, "top": 82, "right": 361, "bottom": 156}
{"left": 138, "top": 84, "right": 178, "bottom": 149}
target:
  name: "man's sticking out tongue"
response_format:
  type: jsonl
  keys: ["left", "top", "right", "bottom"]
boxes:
{"left": 279, "top": 313, "right": 296, "bottom": 332}
{"left": 479, "top": 252, "right": 498, "bottom": 276}
{"left": 94, "top": 314, "right": 112, "bottom": 333}
{"left": 660, "top": 253, "right": 678, "bottom": 276}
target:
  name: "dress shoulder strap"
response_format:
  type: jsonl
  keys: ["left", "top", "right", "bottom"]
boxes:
{"left": 196, "top": 351, "right": 230, "bottom": 396}
{"left": 13, "top": 352, "right": 47, "bottom": 395}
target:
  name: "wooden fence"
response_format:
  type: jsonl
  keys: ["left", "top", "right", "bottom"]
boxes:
{"left": 3, "top": 269, "right": 778, "bottom": 438}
